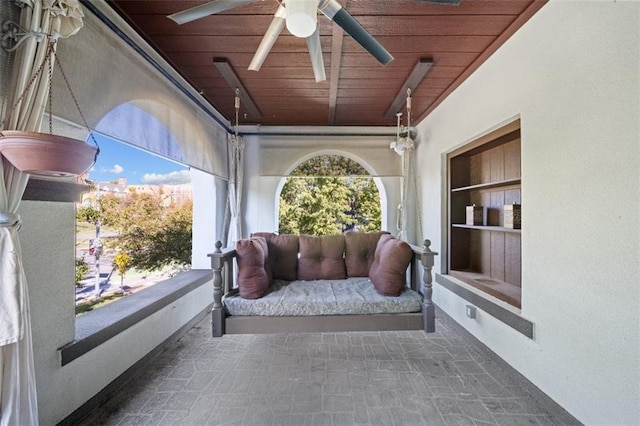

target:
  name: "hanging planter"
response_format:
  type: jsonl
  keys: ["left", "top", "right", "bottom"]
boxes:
{"left": 0, "top": 130, "right": 97, "bottom": 177}
{"left": 1, "top": 33, "right": 99, "bottom": 177}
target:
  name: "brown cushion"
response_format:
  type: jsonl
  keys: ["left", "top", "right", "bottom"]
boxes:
{"left": 369, "top": 234, "right": 413, "bottom": 297}
{"left": 298, "top": 234, "right": 346, "bottom": 280}
{"left": 235, "top": 237, "right": 270, "bottom": 299}
{"left": 252, "top": 232, "right": 299, "bottom": 281}
{"left": 252, "top": 236, "right": 273, "bottom": 283}
{"left": 344, "top": 231, "right": 390, "bottom": 277}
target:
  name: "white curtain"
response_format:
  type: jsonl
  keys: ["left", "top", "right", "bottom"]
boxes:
{"left": 0, "top": 1, "right": 83, "bottom": 425}
{"left": 225, "top": 134, "right": 244, "bottom": 245}
{"left": 396, "top": 148, "right": 412, "bottom": 241}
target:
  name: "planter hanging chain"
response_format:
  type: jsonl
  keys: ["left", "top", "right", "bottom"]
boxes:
{"left": 0, "top": 39, "right": 50, "bottom": 129}
{"left": 49, "top": 40, "right": 100, "bottom": 156}
{"left": 1, "top": 38, "right": 99, "bottom": 158}
{"left": 47, "top": 38, "right": 53, "bottom": 134}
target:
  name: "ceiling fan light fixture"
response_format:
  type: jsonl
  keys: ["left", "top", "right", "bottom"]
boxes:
{"left": 286, "top": 0, "right": 318, "bottom": 38}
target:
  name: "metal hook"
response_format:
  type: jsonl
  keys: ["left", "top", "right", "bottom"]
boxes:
{"left": 1, "top": 21, "right": 47, "bottom": 52}
{"left": 234, "top": 88, "right": 241, "bottom": 136}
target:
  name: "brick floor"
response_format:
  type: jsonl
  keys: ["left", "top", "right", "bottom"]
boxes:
{"left": 78, "top": 310, "right": 581, "bottom": 425}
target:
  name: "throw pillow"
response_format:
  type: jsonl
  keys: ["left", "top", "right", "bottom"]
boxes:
{"left": 344, "top": 231, "right": 390, "bottom": 277}
{"left": 369, "top": 234, "right": 413, "bottom": 297}
{"left": 298, "top": 234, "right": 347, "bottom": 280}
{"left": 252, "top": 232, "right": 299, "bottom": 281}
{"left": 235, "top": 237, "right": 270, "bottom": 299}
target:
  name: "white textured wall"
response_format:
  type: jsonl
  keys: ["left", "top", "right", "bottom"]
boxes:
{"left": 18, "top": 201, "right": 212, "bottom": 425}
{"left": 18, "top": 201, "right": 77, "bottom": 423}
{"left": 416, "top": 1, "right": 639, "bottom": 424}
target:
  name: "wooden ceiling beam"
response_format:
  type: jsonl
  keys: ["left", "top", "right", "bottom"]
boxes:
{"left": 327, "top": 0, "right": 348, "bottom": 125}
{"left": 384, "top": 58, "right": 433, "bottom": 119}
{"left": 111, "top": 0, "right": 544, "bottom": 127}
{"left": 213, "top": 57, "right": 262, "bottom": 121}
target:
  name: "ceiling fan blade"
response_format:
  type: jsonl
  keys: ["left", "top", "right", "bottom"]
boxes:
{"left": 168, "top": 0, "right": 259, "bottom": 25}
{"left": 306, "top": 29, "right": 326, "bottom": 82}
{"left": 248, "top": 5, "right": 286, "bottom": 71}
{"left": 318, "top": 0, "right": 393, "bottom": 66}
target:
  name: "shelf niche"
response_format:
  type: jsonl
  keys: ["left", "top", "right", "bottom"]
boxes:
{"left": 445, "top": 119, "right": 522, "bottom": 309}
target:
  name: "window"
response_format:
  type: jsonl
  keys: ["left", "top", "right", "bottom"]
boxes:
{"left": 278, "top": 155, "right": 381, "bottom": 235}
{"left": 75, "top": 134, "right": 192, "bottom": 314}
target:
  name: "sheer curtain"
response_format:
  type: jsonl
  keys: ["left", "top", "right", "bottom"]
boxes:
{"left": 225, "top": 134, "right": 245, "bottom": 246}
{"left": 397, "top": 148, "right": 412, "bottom": 241}
{"left": 0, "top": 1, "right": 83, "bottom": 424}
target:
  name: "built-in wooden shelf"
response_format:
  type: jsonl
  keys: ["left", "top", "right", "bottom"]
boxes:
{"left": 449, "top": 270, "right": 521, "bottom": 309}
{"left": 452, "top": 224, "right": 521, "bottom": 234}
{"left": 435, "top": 273, "right": 533, "bottom": 338}
{"left": 451, "top": 178, "right": 521, "bottom": 192}
{"left": 446, "top": 119, "right": 522, "bottom": 309}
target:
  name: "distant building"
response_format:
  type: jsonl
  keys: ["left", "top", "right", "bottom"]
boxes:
{"left": 80, "top": 177, "right": 192, "bottom": 207}
{"left": 129, "top": 183, "right": 193, "bottom": 206}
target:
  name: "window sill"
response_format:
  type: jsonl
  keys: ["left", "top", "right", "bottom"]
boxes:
{"left": 59, "top": 269, "right": 212, "bottom": 366}
{"left": 22, "top": 177, "right": 90, "bottom": 202}
{"left": 435, "top": 273, "right": 534, "bottom": 339}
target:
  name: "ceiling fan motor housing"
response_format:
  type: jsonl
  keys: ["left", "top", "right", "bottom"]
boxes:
{"left": 286, "top": 0, "right": 318, "bottom": 38}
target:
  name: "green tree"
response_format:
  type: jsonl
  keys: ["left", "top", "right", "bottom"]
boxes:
{"left": 113, "top": 252, "right": 131, "bottom": 288}
{"left": 76, "top": 192, "right": 121, "bottom": 227}
{"left": 348, "top": 177, "right": 381, "bottom": 232}
{"left": 115, "top": 197, "right": 193, "bottom": 271}
{"left": 77, "top": 187, "right": 192, "bottom": 272}
{"left": 75, "top": 257, "right": 89, "bottom": 287}
{"left": 289, "top": 155, "right": 368, "bottom": 176}
{"left": 279, "top": 155, "right": 381, "bottom": 235}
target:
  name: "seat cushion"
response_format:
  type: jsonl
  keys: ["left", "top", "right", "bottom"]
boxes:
{"left": 344, "top": 231, "right": 389, "bottom": 277}
{"left": 223, "top": 277, "right": 422, "bottom": 316}
{"left": 235, "top": 236, "right": 271, "bottom": 299}
{"left": 298, "top": 234, "right": 346, "bottom": 280}
{"left": 369, "top": 234, "right": 413, "bottom": 297}
{"left": 252, "top": 232, "right": 299, "bottom": 281}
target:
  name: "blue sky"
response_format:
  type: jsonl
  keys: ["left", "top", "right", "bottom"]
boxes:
{"left": 87, "top": 133, "right": 190, "bottom": 185}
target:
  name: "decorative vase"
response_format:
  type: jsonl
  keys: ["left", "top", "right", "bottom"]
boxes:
{"left": 0, "top": 130, "right": 98, "bottom": 177}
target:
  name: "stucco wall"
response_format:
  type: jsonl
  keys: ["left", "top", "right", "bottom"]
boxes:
{"left": 416, "top": 1, "right": 639, "bottom": 424}
{"left": 18, "top": 201, "right": 213, "bottom": 425}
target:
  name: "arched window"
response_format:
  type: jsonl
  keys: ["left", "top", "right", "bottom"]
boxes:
{"left": 278, "top": 155, "right": 381, "bottom": 235}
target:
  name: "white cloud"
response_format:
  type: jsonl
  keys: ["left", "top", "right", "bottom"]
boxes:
{"left": 109, "top": 164, "right": 124, "bottom": 174}
{"left": 141, "top": 170, "right": 191, "bottom": 185}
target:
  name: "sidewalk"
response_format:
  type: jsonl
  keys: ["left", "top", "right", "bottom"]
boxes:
{"left": 75, "top": 230, "right": 187, "bottom": 306}
{"left": 75, "top": 264, "right": 182, "bottom": 304}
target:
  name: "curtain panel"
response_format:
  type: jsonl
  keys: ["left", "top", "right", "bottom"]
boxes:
{"left": 0, "top": 1, "right": 83, "bottom": 424}
{"left": 224, "top": 134, "right": 244, "bottom": 247}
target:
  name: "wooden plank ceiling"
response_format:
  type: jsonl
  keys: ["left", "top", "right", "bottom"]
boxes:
{"left": 108, "top": 0, "right": 545, "bottom": 127}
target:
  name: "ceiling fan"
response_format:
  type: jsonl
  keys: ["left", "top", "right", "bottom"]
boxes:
{"left": 168, "top": 0, "right": 460, "bottom": 82}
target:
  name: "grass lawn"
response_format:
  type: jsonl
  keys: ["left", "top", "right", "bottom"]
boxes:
{"left": 75, "top": 292, "right": 127, "bottom": 316}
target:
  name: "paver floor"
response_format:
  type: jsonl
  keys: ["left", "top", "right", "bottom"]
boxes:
{"left": 77, "top": 310, "right": 581, "bottom": 425}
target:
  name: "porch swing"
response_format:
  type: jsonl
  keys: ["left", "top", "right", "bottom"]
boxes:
{"left": 208, "top": 89, "right": 437, "bottom": 338}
